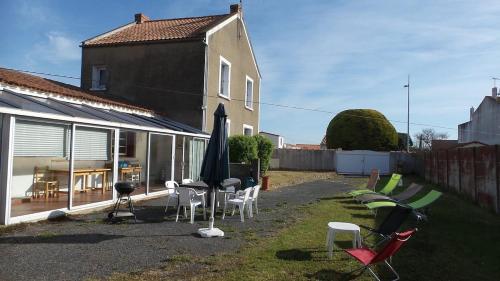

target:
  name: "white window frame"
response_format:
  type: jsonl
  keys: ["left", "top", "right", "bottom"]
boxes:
{"left": 243, "top": 124, "right": 253, "bottom": 136}
{"left": 218, "top": 56, "right": 231, "bottom": 100}
{"left": 91, "top": 65, "right": 108, "bottom": 91}
{"left": 245, "top": 75, "right": 254, "bottom": 111}
{"left": 226, "top": 119, "right": 231, "bottom": 136}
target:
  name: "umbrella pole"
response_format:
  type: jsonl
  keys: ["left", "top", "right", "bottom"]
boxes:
{"left": 209, "top": 190, "right": 215, "bottom": 229}
{"left": 198, "top": 188, "right": 224, "bottom": 238}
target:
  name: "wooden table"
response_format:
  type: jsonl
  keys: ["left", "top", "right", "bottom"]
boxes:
{"left": 119, "top": 166, "right": 142, "bottom": 184}
{"left": 51, "top": 168, "right": 111, "bottom": 194}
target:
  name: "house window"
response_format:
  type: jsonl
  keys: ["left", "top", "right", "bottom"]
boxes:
{"left": 243, "top": 124, "right": 253, "bottom": 136}
{"left": 91, "top": 65, "right": 108, "bottom": 90}
{"left": 219, "top": 56, "right": 231, "bottom": 99}
{"left": 226, "top": 119, "right": 231, "bottom": 136}
{"left": 245, "top": 76, "right": 254, "bottom": 110}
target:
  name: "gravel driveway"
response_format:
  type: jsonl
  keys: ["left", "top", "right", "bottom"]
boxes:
{"left": 0, "top": 180, "right": 353, "bottom": 281}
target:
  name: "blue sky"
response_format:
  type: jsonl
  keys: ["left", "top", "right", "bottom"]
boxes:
{"left": 1, "top": 0, "right": 500, "bottom": 144}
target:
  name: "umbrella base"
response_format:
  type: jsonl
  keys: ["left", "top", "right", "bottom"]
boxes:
{"left": 198, "top": 227, "right": 224, "bottom": 238}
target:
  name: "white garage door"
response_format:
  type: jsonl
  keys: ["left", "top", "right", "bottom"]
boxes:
{"left": 335, "top": 150, "right": 390, "bottom": 175}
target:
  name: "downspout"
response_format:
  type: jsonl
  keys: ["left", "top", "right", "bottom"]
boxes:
{"left": 202, "top": 37, "right": 209, "bottom": 132}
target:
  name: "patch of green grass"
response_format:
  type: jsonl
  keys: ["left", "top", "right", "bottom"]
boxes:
{"left": 37, "top": 231, "right": 57, "bottom": 238}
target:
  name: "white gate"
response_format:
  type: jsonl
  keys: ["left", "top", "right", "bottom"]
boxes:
{"left": 335, "top": 150, "right": 390, "bottom": 175}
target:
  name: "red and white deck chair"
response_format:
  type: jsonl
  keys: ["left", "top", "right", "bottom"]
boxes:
{"left": 343, "top": 228, "right": 417, "bottom": 281}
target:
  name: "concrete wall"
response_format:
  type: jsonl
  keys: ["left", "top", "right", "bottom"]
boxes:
{"left": 206, "top": 18, "right": 260, "bottom": 135}
{"left": 270, "top": 149, "right": 336, "bottom": 171}
{"left": 458, "top": 97, "right": 500, "bottom": 144}
{"left": 81, "top": 41, "right": 206, "bottom": 129}
{"left": 270, "top": 149, "right": 417, "bottom": 174}
{"left": 418, "top": 145, "right": 500, "bottom": 213}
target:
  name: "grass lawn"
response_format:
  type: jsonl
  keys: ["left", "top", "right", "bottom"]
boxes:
{"left": 265, "top": 170, "right": 366, "bottom": 190}
{"left": 100, "top": 174, "right": 500, "bottom": 280}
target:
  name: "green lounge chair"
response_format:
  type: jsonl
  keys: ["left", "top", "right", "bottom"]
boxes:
{"left": 347, "top": 173, "right": 402, "bottom": 197}
{"left": 364, "top": 190, "right": 442, "bottom": 210}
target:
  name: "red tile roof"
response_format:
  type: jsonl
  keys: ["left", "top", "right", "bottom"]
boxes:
{"left": 83, "top": 14, "right": 233, "bottom": 47}
{"left": 295, "top": 144, "right": 322, "bottom": 150}
{"left": 0, "top": 68, "right": 151, "bottom": 112}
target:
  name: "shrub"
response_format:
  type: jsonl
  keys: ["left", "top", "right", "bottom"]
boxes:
{"left": 326, "top": 109, "right": 398, "bottom": 151}
{"left": 253, "top": 135, "right": 274, "bottom": 174}
{"left": 228, "top": 135, "right": 258, "bottom": 163}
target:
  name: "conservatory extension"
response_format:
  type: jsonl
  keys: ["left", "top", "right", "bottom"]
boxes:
{"left": 0, "top": 70, "right": 209, "bottom": 225}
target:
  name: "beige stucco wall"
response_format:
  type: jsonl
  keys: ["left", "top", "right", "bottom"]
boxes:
{"left": 206, "top": 18, "right": 260, "bottom": 136}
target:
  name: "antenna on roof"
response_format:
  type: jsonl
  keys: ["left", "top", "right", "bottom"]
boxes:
{"left": 493, "top": 77, "right": 500, "bottom": 88}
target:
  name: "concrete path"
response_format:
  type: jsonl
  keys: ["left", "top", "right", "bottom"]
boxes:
{"left": 0, "top": 180, "right": 353, "bottom": 281}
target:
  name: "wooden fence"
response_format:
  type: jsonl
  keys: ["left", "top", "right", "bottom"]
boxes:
{"left": 417, "top": 145, "right": 500, "bottom": 213}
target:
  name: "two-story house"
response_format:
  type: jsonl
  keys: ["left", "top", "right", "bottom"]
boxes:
{"left": 459, "top": 87, "right": 500, "bottom": 145}
{"left": 80, "top": 4, "right": 260, "bottom": 136}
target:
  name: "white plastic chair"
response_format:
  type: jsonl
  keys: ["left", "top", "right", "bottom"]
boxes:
{"left": 176, "top": 186, "right": 206, "bottom": 224}
{"left": 164, "top": 180, "right": 179, "bottom": 213}
{"left": 182, "top": 178, "right": 194, "bottom": 184}
{"left": 218, "top": 186, "right": 235, "bottom": 208}
{"left": 248, "top": 185, "right": 261, "bottom": 218}
{"left": 222, "top": 187, "right": 252, "bottom": 222}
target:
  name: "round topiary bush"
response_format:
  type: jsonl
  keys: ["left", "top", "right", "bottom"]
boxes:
{"left": 326, "top": 109, "right": 398, "bottom": 151}
{"left": 228, "top": 135, "right": 258, "bottom": 163}
{"left": 253, "top": 135, "right": 274, "bottom": 174}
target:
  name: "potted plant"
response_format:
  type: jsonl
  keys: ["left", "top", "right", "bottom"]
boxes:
{"left": 253, "top": 135, "right": 273, "bottom": 190}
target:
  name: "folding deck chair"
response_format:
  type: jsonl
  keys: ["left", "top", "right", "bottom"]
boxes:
{"left": 347, "top": 173, "right": 402, "bottom": 198}
{"left": 343, "top": 229, "right": 417, "bottom": 281}
{"left": 356, "top": 183, "right": 423, "bottom": 204}
{"left": 364, "top": 190, "right": 443, "bottom": 211}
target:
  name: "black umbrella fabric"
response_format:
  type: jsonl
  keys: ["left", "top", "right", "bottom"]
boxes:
{"left": 200, "top": 103, "right": 230, "bottom": 189}
{"left": 197, "top": 103, "right": 229, "bottom": 237}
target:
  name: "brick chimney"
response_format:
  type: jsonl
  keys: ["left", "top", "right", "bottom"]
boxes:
{"left": 134, "top": 13, "right": 149, "bottom": 24}
{"left": 230, "top": 3, "right": 242, "bottom": 15}
{"left": 492, "top": 87, "right": 498, "bottom": 98}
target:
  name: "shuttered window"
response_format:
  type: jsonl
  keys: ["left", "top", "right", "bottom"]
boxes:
{"left": 14, "top": 120, "right": 70, "bottom": 157}
{"left": 75, "top": 127, "right": 111, "bottom": 160}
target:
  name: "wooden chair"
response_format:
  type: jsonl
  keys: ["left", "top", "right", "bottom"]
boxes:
{"left": 33, "top": 166, "right": 59, "bottom": 199}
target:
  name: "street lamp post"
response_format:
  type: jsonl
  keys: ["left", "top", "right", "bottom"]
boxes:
{"left": 404, "top": 75, "right": 410, "bottom": 153}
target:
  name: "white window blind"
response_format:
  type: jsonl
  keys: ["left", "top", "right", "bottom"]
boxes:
{"left": 14, "top": 120, "right": 70, "bottom": 157}
{"left": 75, "top": 127, "right": 111, "bottom": 160}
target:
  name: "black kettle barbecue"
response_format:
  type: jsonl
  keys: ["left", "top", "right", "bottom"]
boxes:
{"left": 108, "top": 181, "right": 137, "bottom": 222}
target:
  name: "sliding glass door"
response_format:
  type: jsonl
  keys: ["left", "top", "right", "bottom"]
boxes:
{"left": 72, "top": 126, "right": 114, "bottom": 207}
{"left": 148, "top": 133, "right": 174, "bottom": 193}
{"left": 10, "top": 119, "right": 71, "bottom": 217}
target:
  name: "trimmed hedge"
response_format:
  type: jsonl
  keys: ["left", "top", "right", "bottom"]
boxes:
{"left": 253, "top": 135, "right": 274, "bottom": 174}
{"left": 228, "top": 135, "right": 258, "bottom": 163}
{"left": 326, "top": 109, "right": 398, "bottom": 151}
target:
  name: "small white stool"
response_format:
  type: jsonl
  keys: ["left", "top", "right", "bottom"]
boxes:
{"left": 325, "top": 222, "right": 362, "bottom": 258}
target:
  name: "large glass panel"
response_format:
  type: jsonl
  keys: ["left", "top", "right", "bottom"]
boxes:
{"left": 72, "top": 126, "right": 114, "bottom": 206}
{"left": 116, "top": 130, "right": 147, "bottom": 194}
{"left": 11, "top": 119, "right": 71, "bottom": 217}
{"left": 149, "top": 133, "right": 173, "bottom": 192}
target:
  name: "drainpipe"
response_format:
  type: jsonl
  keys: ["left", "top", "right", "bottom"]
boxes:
{"left": 202, "top": 38, "right": 209, "bottom": 132}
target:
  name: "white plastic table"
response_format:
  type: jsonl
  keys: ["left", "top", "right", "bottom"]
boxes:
{"left": 325, "top": 222, "right": 362, "bottom": 258}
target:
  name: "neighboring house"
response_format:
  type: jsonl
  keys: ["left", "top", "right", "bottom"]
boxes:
{"left": 80, "top": 4, "right": 260, "bottom": 136}
{"left": 295, "top": 144, "right": 321, "bottom": 150}
{"left": 432, "top": 140, "right": 485, "bottom": 151}
{"left": 0, "top": 67, "right": 209, "bottom": 225}
{"left": 260, "top": 132, "right": 284, "bottom": 149}
{"left": 459, "top": 87, "right": 500, "bottom": 144}
{"left": 431, "top": 140, "right": 458, "bottom": 151}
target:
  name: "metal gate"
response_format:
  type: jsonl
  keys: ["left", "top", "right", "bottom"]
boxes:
{"left": 335, "top": 150, "right": 390, "bottom": 175}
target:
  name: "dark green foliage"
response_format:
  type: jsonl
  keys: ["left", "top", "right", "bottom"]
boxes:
{"left": 397, "top": 132, "right": 413, "bottom": 150}
{"left": 228, "top": 135, "right": 258, "bottom": 163}
{"left": 253, "top": 135, "right": 274, "bottom": 174}
{"left": 326, "top": 109, "right": 398, "bottom": 151}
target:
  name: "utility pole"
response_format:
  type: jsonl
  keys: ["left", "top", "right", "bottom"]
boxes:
{"left": 404, "top": 75, "right": 410, "bottom": 152}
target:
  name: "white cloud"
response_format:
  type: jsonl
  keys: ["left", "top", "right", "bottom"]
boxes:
{"left": 26, "top": 32, "right": 80, "bottom": 65}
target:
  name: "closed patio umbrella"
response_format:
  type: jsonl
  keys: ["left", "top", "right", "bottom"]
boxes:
{"left": 198, "top": 103, "right": 229, "bottom": 238}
